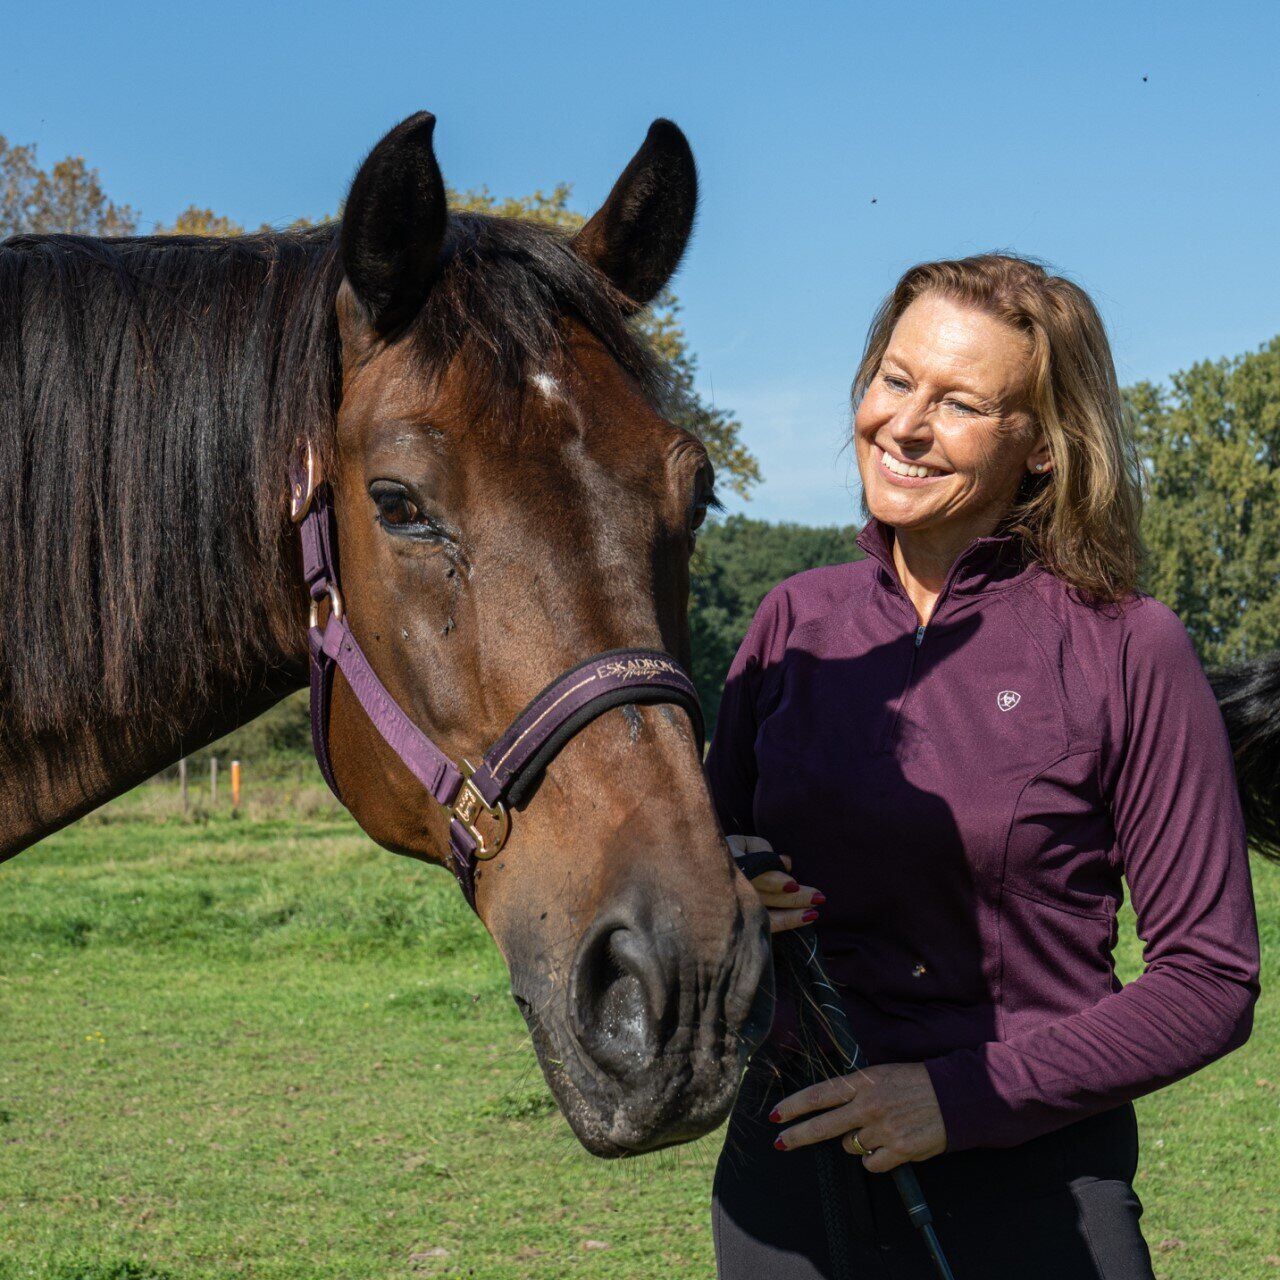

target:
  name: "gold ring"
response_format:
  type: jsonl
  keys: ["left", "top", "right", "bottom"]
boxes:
{"left": 848, "top": 1132, "right": 873, "bottom": 1157}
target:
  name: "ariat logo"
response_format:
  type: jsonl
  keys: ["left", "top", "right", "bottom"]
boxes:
{"left": 996, "top": 690, "right": 1022, "bottom": 712}
{"left": 597, "top": 657, "right": 679, "bottom": 681}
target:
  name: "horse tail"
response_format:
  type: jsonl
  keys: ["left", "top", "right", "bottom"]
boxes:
{"left": 1211, "top": 652, "right": 1280, "bottom": 862}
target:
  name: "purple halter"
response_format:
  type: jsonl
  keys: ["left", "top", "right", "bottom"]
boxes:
{"left": 289, "top": 445, "right": 704, "bottom": 911}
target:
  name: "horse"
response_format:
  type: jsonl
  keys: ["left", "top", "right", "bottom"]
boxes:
{"left": 0, "top": 112, "right": 774, "bottom": 1158}
{"left": 1214, "top": 654, "right": 1280, "bottom": 860}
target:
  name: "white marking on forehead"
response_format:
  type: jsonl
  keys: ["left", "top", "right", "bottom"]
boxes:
{"left": 530, "top": 371, "right": 563, "bottom": 401}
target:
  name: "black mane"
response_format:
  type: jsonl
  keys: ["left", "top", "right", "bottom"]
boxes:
{"left": 0, "top": 216, "right": 660, "bottom": 735}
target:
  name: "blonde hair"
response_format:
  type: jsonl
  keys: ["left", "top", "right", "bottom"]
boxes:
{"left": 853, "top": 253, "right": 1145, "bottom": 603}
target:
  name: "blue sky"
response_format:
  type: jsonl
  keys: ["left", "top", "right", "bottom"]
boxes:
{"left": 5, "top": 0, "right": 1278, "bottom": 524}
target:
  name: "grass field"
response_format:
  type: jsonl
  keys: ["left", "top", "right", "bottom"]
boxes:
{"left": 1, "top": 773, "right": 1277, "bottom": 1279}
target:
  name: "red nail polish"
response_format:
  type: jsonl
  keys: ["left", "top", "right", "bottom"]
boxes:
{"left": 768, "top": 1108, "right": 782, "bottom": 1122}
{"left": 801, "top": 909, "right": 819, "bottom": 923}
{"left": 811, "top": 891, "right": 827, "bottom": 905}
{"left": 774, "top": 1137, "right": 787, "bottom": 1150}
{"left": 783, "top": 880, "right": 800, "bottom": 893}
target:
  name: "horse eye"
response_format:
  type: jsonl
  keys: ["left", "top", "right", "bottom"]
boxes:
{"left": 690, "top": 470, "right": 719, "bottom": 536}
{"left": 687, "top": 479, "right": 719, "bottom": 554}
{"left": 374, "top": 490, "right": 420, "bottom": 527}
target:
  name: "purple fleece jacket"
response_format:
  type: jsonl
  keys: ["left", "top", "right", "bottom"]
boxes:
{"left": 704, "top": 518, "right": 1261, "bottom": 1152}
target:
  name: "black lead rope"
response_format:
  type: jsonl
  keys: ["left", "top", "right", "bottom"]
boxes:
{"left": 735, "top": 846, "right": 958, "bottom": 1280}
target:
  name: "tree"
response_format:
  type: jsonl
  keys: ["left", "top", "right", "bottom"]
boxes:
{"left": 158, "top": 205, "right": 246, "bottom": 237}
{"left": 154, "top": 208, "right": 323, "bottom": 236}
{"left": 691, "top": 515, "right": 863, "bottom": 727}
{"left": 1130, "top": 336, "right": 1280, "bottom": 666}
{"left": 0, "top": 135, "right": 136, "bottom": 237}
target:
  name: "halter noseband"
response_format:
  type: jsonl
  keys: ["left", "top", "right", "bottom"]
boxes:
{"left": 289, "top": 445, "right": 705, "bottom": 911}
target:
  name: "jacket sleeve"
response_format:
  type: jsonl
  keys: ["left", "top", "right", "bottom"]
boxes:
{"left": 702, "top": 585, "right": 792, "bottom": 838}
{"left": 924, "top": 601, "right": 1262, "bottom": 1152}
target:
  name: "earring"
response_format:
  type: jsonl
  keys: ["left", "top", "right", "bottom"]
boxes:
{"left": 1034, "top": 462, "right": 1048, "bottom": 473}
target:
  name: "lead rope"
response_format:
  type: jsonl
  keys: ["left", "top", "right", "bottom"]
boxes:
{"left": 812, "top": 1141, "right": 856, "bottom": 1280}
{"left": 735, "top": 846, "right": 958, "bottom": 1280}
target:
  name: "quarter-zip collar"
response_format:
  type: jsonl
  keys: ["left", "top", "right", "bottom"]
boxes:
{"left": 855, "top": 517, "right": 1041, "bottom": 611}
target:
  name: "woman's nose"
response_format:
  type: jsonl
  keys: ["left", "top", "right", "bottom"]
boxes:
{"left": 887, "top": 400, "right": 933, "bottom": 444}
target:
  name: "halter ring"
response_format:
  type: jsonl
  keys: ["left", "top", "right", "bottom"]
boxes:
{"left": 309, "top": 582, "right": 345, "bottom": 630}
{"left": 290, "top": 440, "right": 321, "bottom": 523}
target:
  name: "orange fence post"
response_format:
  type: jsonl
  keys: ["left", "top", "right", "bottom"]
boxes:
{"left": 231, "top": 759, "right": 242, "bottom": 814}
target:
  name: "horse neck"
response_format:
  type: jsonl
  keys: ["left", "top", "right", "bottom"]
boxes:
{"left": 0, "top": 650, "right": 305, "bottom": 865}
{"left": 0, "top": 230, "right": 337, "bottom": 861}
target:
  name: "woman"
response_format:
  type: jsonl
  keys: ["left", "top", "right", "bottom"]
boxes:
{"left": 705, "top": 254, "right": 1261, "bottom": 1279}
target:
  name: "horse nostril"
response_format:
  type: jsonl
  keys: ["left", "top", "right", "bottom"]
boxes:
{"left": 571, "top": 922, "right": 672, "bottom": 1078}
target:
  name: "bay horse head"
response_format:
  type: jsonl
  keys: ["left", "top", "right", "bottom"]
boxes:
{"left": 309, "top": 113, "right": 772, "bottom": 1155}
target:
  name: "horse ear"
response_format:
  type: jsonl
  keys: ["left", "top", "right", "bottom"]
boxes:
{"left": 571, "top": 119, "right": 697, "bottom": 307}
{"left": 340, "top": 112, "right": 448, "bottom": 336}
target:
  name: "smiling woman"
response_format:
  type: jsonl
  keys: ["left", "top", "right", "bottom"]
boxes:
{"left": 852, "top": 256, "right": 1145, "bottom": 611}
{"left": 705, "top": 253, "right": 1260, "bottom": 1278}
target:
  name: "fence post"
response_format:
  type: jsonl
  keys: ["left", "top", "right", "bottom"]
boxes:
{"left": 231, "top": 760, "right": 242, "bottom": 815}
{"left": 210, "top": 756, "right": 219, "bottom": 806}
{"left": 178, "top": 758, "right": 188, "bottom": 813}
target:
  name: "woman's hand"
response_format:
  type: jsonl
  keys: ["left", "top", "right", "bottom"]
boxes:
{"left": 770, "top": 1063, "right": 947, "bottom": 1172}
{"left": 727, "top": 834, "right": 825, "bottom": 934}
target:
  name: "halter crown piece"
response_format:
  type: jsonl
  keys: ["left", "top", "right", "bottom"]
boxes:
{"left": 288, "top": 443, "right": 705, "bottom": 912}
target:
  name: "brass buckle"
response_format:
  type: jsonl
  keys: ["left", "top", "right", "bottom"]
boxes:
{"left": 290, "top": 440, "right": 321, "bottom": 523}
{"left": 452, "top": 758, "right": 510, "bottom": 860}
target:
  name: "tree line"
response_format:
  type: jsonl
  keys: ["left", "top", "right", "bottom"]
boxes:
{"left": 3, "top": 134, "right": 1277, "bottom": 758}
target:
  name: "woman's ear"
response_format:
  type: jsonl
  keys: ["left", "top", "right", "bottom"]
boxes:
{"left": 1027, "top": 436, "right": 1053, "bottom": 475}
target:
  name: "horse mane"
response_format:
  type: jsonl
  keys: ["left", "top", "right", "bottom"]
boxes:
{"left": 0, "top": 216, "right": 662, "bottom": 737}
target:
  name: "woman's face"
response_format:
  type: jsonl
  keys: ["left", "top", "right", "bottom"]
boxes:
{"left": 854, "top": 292, "right": 1049, "bottom": 540}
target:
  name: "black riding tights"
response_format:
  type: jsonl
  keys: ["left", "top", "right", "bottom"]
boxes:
{"left": 712, "top": 1052, "right": 1157, "bottom": 1280}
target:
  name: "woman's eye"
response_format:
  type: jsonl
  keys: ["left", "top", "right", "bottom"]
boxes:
{"left": 883, "top": 374, "right": 908, "bottom": 391}
{"left": 944, "top": 399, "right": 977, "bottom": 415}
{"left": 374, "top": 490, "right": 421, "bottom": 527}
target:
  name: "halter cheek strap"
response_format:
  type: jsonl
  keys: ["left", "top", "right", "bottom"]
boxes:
{"left": 290, "top": 449, "right": 704, "bottom": 912}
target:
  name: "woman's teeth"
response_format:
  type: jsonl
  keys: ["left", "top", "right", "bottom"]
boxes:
{"left": 880, "top": 448, "right": 944, "bottom": 479}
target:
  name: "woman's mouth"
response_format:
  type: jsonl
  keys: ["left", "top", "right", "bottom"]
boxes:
{"left": 874, "top": 443, "right": 950, "bottom": 487}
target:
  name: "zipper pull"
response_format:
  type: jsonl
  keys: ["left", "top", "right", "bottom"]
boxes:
{"left": 915, "top": 624, "right": 926, "bottom": 647}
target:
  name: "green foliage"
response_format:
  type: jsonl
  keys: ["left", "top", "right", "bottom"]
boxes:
{"left": 448, "top": 181, "right": 580, "bottom": 231}
{"left": 1131, "top": 336, "right": 1280, "bottom": 665}
{"left": 188, "top": 690, "right": 313, "bottom": 768}
{"left": 153, "top": 207, "right": 327, "bottom": 236}
{"left": 0, "top": 135, "right": 136, "bottom": 237}
{"left": 647, "top": 285, "right": 762, "bottom": 498}
{"left": 154, "top": 205, "right": 245, "bottom": 236}
{"left": 691, "top": 515, "right": 862, "bottom": 728}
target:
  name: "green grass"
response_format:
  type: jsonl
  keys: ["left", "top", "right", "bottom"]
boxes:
{"left": 1, "top": 775, "right": 1277, "bottom": 1278}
